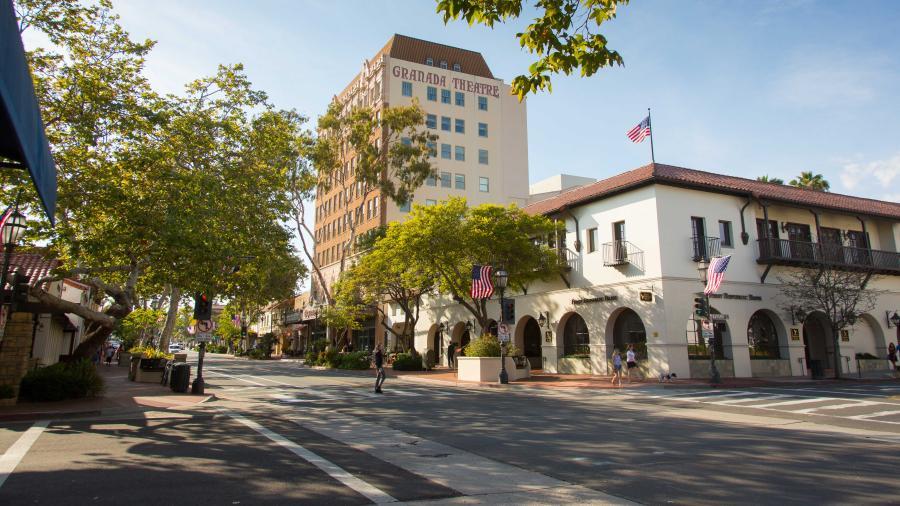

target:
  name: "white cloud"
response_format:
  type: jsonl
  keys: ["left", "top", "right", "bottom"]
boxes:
{"left": 773, "top": 49, "right": 891, "bottom": 108}
{"left": 840, "top": 153, "right": 900, "bottom": 192}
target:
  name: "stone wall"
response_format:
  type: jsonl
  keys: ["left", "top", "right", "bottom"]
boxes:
{"left": 558, "top": 357, "right": 591, "bottom": 375}
{"left": 689, "top": 359, "right": 735, "bottom": 379}
{"left": 750, "top": 359, "right": 792, "bottom": 377}
{"left": 0, "top": 312, "right": 36, "bottom": 405}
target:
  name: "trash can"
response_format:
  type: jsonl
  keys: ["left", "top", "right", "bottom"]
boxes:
{"left": 809, "top": 359, "right": 824, "bottom": 380}
{"left": 170, "top": 363, "right": 191, "bottom": 393}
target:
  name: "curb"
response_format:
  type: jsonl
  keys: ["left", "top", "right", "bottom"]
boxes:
{"left": 0, "top": 409, "right": 102, "bottom": 422}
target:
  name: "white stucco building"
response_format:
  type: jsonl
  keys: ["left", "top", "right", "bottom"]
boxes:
{"left": 414, "top": 163, "right": 900, "bottom": 379}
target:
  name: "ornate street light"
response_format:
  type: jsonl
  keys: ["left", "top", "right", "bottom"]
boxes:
{"left": 494, "top": 267, "right": 509, "bottom": 385}
{"left": 537, "top": 312, "right": 547, "bottom": 329}
{"left": 1, "top": 208, "right": 27, "bottom": 308}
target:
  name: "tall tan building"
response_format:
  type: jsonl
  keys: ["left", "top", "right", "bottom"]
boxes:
{"left": 310, "top": 35, "right": 530, "bottom": 350}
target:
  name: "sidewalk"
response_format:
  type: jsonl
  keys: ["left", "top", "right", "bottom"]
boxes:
{"left": 0, "top": 363, "right": 213, "bottom": 422}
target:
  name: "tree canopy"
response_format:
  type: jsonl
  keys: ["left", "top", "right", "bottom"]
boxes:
{"left": 756, "top": 175, "right": 784, "bottom": 185}
{"left": 788, "top": 171, "right": 830, "bottom": 191}
{"left": 436, "top": 0, "right": 629, "bottom": 99}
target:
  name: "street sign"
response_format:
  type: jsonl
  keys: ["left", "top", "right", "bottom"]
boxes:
{"left": 197, "top": 320, "right": 213, "bottom": 333}
{"left": 700, "top": 319, "right": 714, "bottom": 339}
{"left": 710, "top": 313, "right": 729, "bottom": 321}
{"left": 196, "top": 332, "right": 212, "bottom": 342}
{"left": 498, "top": 323, "right": 510, "bottom": 343}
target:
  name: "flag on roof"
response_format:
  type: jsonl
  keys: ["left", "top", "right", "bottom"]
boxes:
{"left": 627, "top": 115, "right": 651, "bottom": 143}
{"left": 704, "top": 255, "right": 732, "bottom": 295}
{"left": 470, "top": 264, "right": 494, "bottom": 299}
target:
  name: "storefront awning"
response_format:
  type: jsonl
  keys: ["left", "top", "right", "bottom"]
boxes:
{"left": 0, "top": 1, "right": 57, "bottom": 225}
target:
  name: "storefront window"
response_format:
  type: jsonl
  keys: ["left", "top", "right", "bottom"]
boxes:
{"left": 613, "top": 309, "right": 647, "bottom": 360}
{"left": 563, "top": 313, "right": 590, "bottom": 357}
{"left": 748, "top": 311, "right": 781, "bottom": 359}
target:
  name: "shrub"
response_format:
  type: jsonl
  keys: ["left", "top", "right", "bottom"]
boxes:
{"left": 318, "top": 349, "right": 341, "bottom": 368}
{"left": 19, "top": 359, "right": 105, "bottom": 402}
{"left": 339, "top": 351, "right": 371, "bottom": 370}
{"left": 462, "top": 334, "right": 501, "bottom": 357}
{"left": 248, "top": 348, "right": 267, "bottom": 360}
{"left": 423, "top": 349, "right": 436, "bottom": 370}
{"left": 392, "top": 351, "right": 424, "bottom": 371}
{"left": 304, "top": 350, "right": 317, "bottom": 365}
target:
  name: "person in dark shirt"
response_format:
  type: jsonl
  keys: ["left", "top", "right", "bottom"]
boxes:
{"left": 373, "top": 344, "right": 385, "bottom": 393}
{"left": 447, "top": 342, "right": 456, "bottom": 369}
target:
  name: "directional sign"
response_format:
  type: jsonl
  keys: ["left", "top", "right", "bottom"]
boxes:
{"left": 498, "top": 323, "right": 510, "bottom": 343}
{"left": 196, "top": 332, "right": 212, "bottom": 343}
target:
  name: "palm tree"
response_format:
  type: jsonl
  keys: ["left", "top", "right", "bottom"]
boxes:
{"left": 757, "top": 175, "right": 784, "bottom": 184}
{"left": 789, "top": 171, "right": 830, "bottom": 191}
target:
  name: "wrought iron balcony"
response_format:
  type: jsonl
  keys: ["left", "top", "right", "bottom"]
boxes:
{"left": 690, "top": 236, "right": 721, "bottom": 262}
{"left": 603, "top": 241, "right": 645, "bottom": 269}
{"left": 756, "top": 239, "right": 900, "bottom": 274}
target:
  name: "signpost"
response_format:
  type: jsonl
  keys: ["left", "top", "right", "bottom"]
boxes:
{"left": 498, "top": 323, "right": 510, "bottom": 343}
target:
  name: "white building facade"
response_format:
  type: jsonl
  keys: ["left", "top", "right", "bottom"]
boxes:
{"left": 413, "top": 163, "right": 900, "bottom": 379}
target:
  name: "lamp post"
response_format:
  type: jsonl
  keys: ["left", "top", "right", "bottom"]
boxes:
{"left": 1, "top": 208, "right": 27, "bottom": 316}
{"left": 888, "top": 311, "right": 900, "bottom": 346}
{"left": 697, "top": 261, "right": 721, "bottom": 385}
{"left": 495, "top": 267, "right": 509, "bottom": 384}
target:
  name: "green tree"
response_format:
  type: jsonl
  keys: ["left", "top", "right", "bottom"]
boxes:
{"left": 789, "top": 171, "right": 830, "bottom": 191}
{"left": 116, "top": 308, "right": 165, "bottom": 350}
{"left": 757, "top": 175, "right": 784, "bottom": 185}
{"left": 385, "top": 198, "right": 559, "bottom": 331}
{"left": 9, "top": 1, "right": 305, "bottom": 357}
{"left": 437, "top": 0, "right": 628, "bottom": 99}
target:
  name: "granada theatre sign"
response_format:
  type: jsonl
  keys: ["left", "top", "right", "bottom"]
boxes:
{"left": 392, "top": 65, "right": 500, "bottom": 98}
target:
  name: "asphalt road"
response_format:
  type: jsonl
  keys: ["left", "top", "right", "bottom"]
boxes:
{"left": 1, "top": 354, "right": 899, "bottom": 505}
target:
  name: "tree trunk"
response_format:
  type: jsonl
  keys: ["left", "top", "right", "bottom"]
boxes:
{"left": 832, "top": 326, "right": 842, "bottom": 379}
{"left": 158, "top": 286, "right": 182, "bottom": 352}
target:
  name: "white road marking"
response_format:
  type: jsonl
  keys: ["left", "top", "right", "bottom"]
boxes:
{"left": 711, "top": 395, "right": 787, "bottom": 405}
{"left": 226, "top": 411, "right": 397, "bottom": 504}
{"left": 794, "top": 401, "right": 880, "bottom": 413}
{"left": 674, "top": 391, "right": 757, "bottom": 401}
{"left": 0, "top": 420, "right": 49, "bottom": 489}
{"left": 204, "top": 369, "right": 270, "bottom": 387}
{"left": 847, "top": 410, "right": 900, "bottom": 421}
{"left": 750, "top": 397, "right": 837, "bottom": 408}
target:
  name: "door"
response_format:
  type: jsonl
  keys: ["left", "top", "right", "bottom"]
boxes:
{"left": 846, "top": 230, "right": 870, "bottom": 266}
{"left": 756, "top": 219, "right": 780, "bottom": 259}
{"left": 613, "top": 221, "right": 626, "bottom": 261}
{"left": 785, "top": 223, "right": 813, "bottom": 260}
{"left": 523, "top": 318, "right": 542, "bottom": 369}
{"left": 691, "top": 217, "right": 707, "bottom": 260}
{"left": 820, "top": 227, "right": 842, "bottom": 264}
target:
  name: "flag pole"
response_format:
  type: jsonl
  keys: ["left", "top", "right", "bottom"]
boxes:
{"left": 648, "top": 107, "right": 656, "bottom": 164}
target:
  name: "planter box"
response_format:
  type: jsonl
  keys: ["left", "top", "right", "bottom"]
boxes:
{"left": 558, "top": 357, "right": 591, "bottom": 375}
{"left": 689, "top": 359, "right": 735, "bottom": 379}
{"left": 131, "top": 357, "right": 167, "bottom": 383}
{"left": 118, "top": 352, "right": 132, "bottom": 367}
{"left": 750, "top": 359, "right": 791, "bottom": 377}
{"left": 857, "top": 358, "right": 891, "bottom": 373}
{"left": 457, "top": 357, "right": 530, "bottom": 382}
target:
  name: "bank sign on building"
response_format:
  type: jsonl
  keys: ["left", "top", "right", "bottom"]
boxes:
{"left": 414, "top": 163, "right": 900, "bottom": 380}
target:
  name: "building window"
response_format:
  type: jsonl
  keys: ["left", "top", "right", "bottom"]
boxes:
{"left": 402, "top": 81, "right": 412, "bottom": 97}
{"left": 426, "top": 174, "right": 437, "bottom": 186}
{"left": 455, "top": 91, "right": 464, "bottom": 106}
{"left": 374, "top": 196, "right": 379, "bottom": 215}
{"left": 748, "top": 311, "right": 781, "bottom": 359}
{"left": 426, "top": 114, "right": 436, "bottom": 129}
{"left": 439, "top": 60, "right": 447, "bottom": 69}
{"left": 455, "top": 145, "right": 465, "bottom": 161}
{"left": 399, "top": 200, "right": 411, "bottom": 213}
{"left": 440, "top": 171, "right": 451, "bottom": 187}
{"left": 441, "top": 89, "right": 451, "bottom": 104}
{"left": 587, "top": 228, "right": 598, "bottom": 253}
{"left": 426, "top": 57, "right": 433, "bottom": 66}
{"left": 441, "top": 143, "right": 451, "bottom": 159}
{"left": 441, "top": 116, "right": 451, "bottom": 131}
{"left": 478, "top": 96, "right": 488, "bottom": 111}
{"left": 563, "top": 313, "right": 590, "bottom": 357}
{"left": 455, "top": 173, "right": 465, "bottom": 190}
{"left": 427, "top": 86, "right": 437, "bottom": 101}
{"left": 453, "top": 63, "right": 461, "bottom": 72}
{"left": 426, "top": 141, "right": 437, "bottom": 157}
{"left": 478, "top": 149, "right": 488, "bottom": 165}
{"left": 478, "top": 122, "right": 488, "bottom": 137}
{"left": 719, "top": 220, "right": 733, "bottom": 248}
{"left": 455, "top": 119, "right": 465, "bottom": 134}
{"left": 479, "top": 176, "right": 489, "bottom": 192}
{"left": 425, "top": 199, "right": 437, "bottom": 206}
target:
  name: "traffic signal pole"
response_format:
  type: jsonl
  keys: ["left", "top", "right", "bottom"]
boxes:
{"left": 192, "top": 341, "right": 205, "bottom": 394}
{"left": 705, "top": 293, "right": 721, "bottom": 385}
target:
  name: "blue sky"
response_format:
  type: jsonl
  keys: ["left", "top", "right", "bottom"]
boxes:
{"left": 47, "top": 0, "right": 900, "bottom": 202}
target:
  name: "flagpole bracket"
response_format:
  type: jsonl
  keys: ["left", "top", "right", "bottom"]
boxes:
{"left": 760, "top": 264, "right": 773, "bottom": 284}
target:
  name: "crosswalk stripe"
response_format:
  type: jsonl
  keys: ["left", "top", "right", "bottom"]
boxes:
{"left": 794, "top": 401, "right": 880, "bottom": 413}
{"left": 750, "top": 398, "right": 838, "bottom": 408}
{"left": 710, "top": 395, "right": 787, "bottom": 405}
{"left": 847, "top": 410, "right": 900, "bottom": 421}
{"left": 675, "top": 392, "right": 757, "bottom": 402}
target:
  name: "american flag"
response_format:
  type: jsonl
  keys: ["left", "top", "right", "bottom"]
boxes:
{"left": 704, "top": 255, "right": 732, "bottom": 295}
{"left": 627, "top": 116, "right": 651, "bottom": 143}
{"left": 470, "top": 264, "right": 494, "bottom": 299}
{"left": 0, "top": 207, "right": 12, "bottom": 232}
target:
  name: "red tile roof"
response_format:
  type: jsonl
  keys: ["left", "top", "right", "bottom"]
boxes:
{"left": 382, "top": 34, "right": 495, "bottom": 79}
{"left": 0, "top": 248, "right": 59, "bottom": 289}
{"left": 524, "top": 163, "right": 900, "bottom": 220}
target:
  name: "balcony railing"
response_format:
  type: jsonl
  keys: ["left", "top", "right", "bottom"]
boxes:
{"left": 690, "top": 236, "right": 721, "bottom": 262}
{"left": 602, "top": 241, "right": 645, "bottom": 270}
{"left": 756, "top": 239, "right": 900, "bottom": 274}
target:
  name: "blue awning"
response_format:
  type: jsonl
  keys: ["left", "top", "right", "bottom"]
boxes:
{"left": 0, "top": 0, "right": 57, "bottom": 225}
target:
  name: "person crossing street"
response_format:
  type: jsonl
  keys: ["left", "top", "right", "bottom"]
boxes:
{"left": 373, "top": 344, "right": 386, "bottom": 393}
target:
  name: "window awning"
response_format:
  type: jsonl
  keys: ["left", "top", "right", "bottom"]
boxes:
{"left": 0, "top": 1, "right": 57, "bottom": 225}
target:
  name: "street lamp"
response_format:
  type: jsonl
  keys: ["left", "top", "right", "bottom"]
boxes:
{"left": 1, "top": 208, "right": 27, "bottom": 309}
{"left": 537, "top": 311, "right": 547, "bottom": 329}
{"left": 697, "top": 261, "right": 721, "bottom": 385}
{"left": 888, "top": 311, "right": 900, "bottom": 346}
{"left": 495, "top": 267, "right": 509, "bottom": 385}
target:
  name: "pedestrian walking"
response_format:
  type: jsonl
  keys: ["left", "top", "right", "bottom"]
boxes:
{"left": 447, "top": 341, "right": 456, "bottom": 369}
{"left": 889, "top": 342, "right": 897, "bottom": 372}
{"left": 626, "top": 344, "right": 638, "bottom": 383}
{"left": 611, "top": 349, "right": 623, "bottom": 386}
{"left": 373, "top": 344, "right": 385, "bottom": 393}
{"left": 105, "top": 345, "right": 115, "bottom": 366}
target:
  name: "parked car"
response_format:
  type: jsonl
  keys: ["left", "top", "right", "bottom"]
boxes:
{"left": 168, "top": 343, "right": 183, "bottom": 353}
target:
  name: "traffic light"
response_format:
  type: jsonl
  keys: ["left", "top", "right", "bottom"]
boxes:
{"left": 194, "top": 292, "right": 212, "bottom": 320}
{"left": 12, "top": 272, "right": 29, "bottom": 304}
{"left": 501, "top": 298, "right": 515, "bottom": 324}
{"left": 693, "top": 297, "right": 707, "bottom": 318}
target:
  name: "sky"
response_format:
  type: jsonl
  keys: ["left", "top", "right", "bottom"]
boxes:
{"left": 80, "top": 0, "right": 899, "bottom": 204}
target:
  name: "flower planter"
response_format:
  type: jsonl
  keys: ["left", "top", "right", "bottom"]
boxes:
{"left": 457, "top": 356, "right": 530, "bottom": 382}
{"left": 133, "top": 357, "right": 167, "bottom": 383}
{"left": 118, "top": 352, "right": 132, "bottom": 368}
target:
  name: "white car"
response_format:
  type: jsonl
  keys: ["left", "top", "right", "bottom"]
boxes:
{"left": 168, "top": 343, "right": 183, "bottom": 353}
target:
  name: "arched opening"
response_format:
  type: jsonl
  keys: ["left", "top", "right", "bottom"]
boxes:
{"left": 517, "top": 316, "right": 542, "bottom": 369}
{"left": 562, "top": 313, "right": 589, "bottom": 357}
{"left": 428, "top": 324, "right": 443, "bottom": 365}
{"left": 612, "top": 308, "right": 647, "bottom": 360}
{"left": 748, "top": 310, "right": 781, "bottom": 359}
{"left": 803, "top": 312, "right": 835, "bottom": 377}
